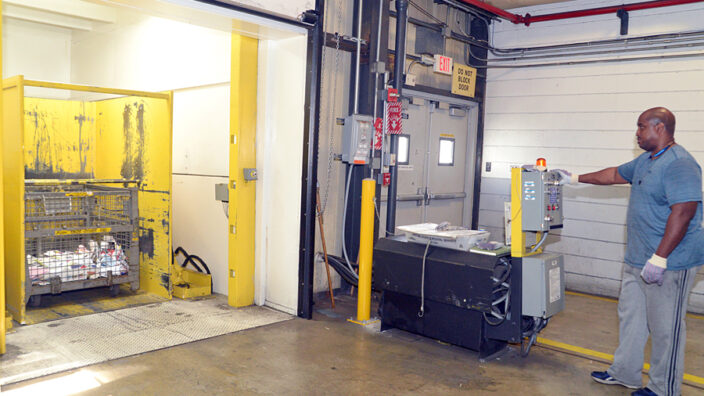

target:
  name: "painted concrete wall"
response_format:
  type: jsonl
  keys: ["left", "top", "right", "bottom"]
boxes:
{"left": 481, "top": 0, "right": 704, "bottom": 312}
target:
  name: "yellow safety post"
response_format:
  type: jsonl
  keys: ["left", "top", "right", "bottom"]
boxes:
{"left": 510, "top": 167, "right": 543, "bottom": 258}
{"left": 348, "top": 178, "right": 379, "bottom": 326}
{"left": 1, "top": 0, "right": 5, "bottom": 354}
{"left": 510, "top": 167, "right": 525, "bottom": 258}
{"left": 0, "top": 0, "right": 5, "bottom": 353}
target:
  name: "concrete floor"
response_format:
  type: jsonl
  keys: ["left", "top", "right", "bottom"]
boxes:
{"left": 2, "top": 292, "right": 703, "bottom": 395}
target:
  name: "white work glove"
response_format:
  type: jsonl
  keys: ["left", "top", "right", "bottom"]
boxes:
{"left": 553, "top": 169, "right": 579, "bottom": 185}
{"left": 641, "top": 254, "right": 667, "bottom": 286}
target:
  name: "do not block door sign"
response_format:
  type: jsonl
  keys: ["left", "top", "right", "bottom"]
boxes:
{"left": 387, "top": 101, "right": 403, "bottom": 135}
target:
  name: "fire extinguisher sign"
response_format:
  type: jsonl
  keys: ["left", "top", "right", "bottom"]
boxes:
{"left": 387, "top": 102, "right": 403, "bottom": 135}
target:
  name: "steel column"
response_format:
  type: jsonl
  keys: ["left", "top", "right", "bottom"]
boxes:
{"left": 386, "top": 0, "right": 408, "bottom": 236}
{"left": 344, "top": 0, "right": 388, "bottom": 263}
{"left": 297, "top": 0, "right": 324, "bottom": 319}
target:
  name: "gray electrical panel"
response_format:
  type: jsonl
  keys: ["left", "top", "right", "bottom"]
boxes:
{"left": 342, "top": 114, "right": 373, "bottom": 164}
{"left": 214, "top": 183, "right": 229, "bottom": 202}
{"left": 522, "top": 253, "right": 565, "bottom": 318}
{"left": 521, "top": 170, "right": 564, "bottom": 232}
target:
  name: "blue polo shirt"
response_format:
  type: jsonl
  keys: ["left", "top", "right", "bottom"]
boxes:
{"left": 617, "top": 144, "right": 704, "bottom": 270}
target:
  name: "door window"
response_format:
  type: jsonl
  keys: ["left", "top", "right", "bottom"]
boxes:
{"left": 398, "top": 135, "right": 410, "bottom": 165}
{"left": 438, "top": 137, "right": 455, "bottom": 166}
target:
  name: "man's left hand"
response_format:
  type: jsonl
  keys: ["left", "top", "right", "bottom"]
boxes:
{"left": 641, "top": 254, "right": 667, "bottom": 286}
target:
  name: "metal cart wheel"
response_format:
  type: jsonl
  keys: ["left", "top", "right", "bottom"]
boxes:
{"left": 28, "top": 295, "right": 42, "bottom": 307}
{"left": 109, "top": 284, "right": 120, "bottom": 297}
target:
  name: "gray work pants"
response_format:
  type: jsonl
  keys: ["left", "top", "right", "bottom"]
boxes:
{"left": 607, "top": 264, "right": 700, "bottom": 396}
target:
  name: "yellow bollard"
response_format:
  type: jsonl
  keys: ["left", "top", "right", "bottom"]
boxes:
{"left": 355, "top": 178, "right": 376, "bottom": 323}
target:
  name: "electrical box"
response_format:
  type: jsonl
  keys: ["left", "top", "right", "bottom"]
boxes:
{"left": 522, "top": 253, "right": 565, "bottom": 318}
{"left": 214, "top": 183, "right": 229, "bottom": 202}
{"left": 521, "top": 170, "right": 564, "bottom": 232}
{"left": 342, "top": 114, "right": 373, "bottom": 164}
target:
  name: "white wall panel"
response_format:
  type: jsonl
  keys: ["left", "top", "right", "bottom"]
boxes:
{"left": 482, "top": 1, "right": 704, "bottom": 311}
{"left": 70, "top": 11, "right": 230, "bottom": 91}
{"left": 566, "top": 273, "right": 621, "bottom": 298}
{"left": 3, "top": 18, "right": 72, "bottom": 98}
{"left": 487, "top": 69, "right": 704, "bottom": 96}
{"left": 255, "top": 35, "right": 307, "bottom": 313}
{"left": 172, "top": 84, "right": 230, "bottom": 176}
{"left": 486, "top": 91, "right": 704, "bottom": 114}
{"left": 171, "top": 84, "right": 230, "bottom": 295}
{"left": 545, "top": 235, "right": 626, "bottom": 263}
{"left": 562, "top": 255, "right": 623, "bottom": 281}
{"left": 172, "top": 175, "right": 229, "bottom": 294}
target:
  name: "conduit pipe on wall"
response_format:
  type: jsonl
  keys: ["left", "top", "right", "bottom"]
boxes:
{"left": 392, "top": 10, "right": 704, "bottom": 68}
{"left": 386, "top": 0, "right": 408, "bottom": 237}
{"left": 392, "top": 10, "right": 704, "bottom": 61}
{"left": 457, "top": 0, "right": 704, "bottom": 26}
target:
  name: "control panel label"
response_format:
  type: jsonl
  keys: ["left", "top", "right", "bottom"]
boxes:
{"left": 549, "top": 265, "right": 561, "bottom": 303}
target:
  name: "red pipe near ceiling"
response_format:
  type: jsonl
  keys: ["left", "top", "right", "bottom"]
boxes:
{"left": 458, "top": 0, "right": 704, "bottom": 25}
{"left": 458, "top": 0, "right": 522, "bottom": 22}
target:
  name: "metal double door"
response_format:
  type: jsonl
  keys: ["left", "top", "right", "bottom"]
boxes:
{"left": 380, "top": 91, "right": 477, "bottom": 233}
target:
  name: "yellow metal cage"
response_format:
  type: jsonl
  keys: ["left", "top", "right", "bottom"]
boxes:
{"left": 2, "top": 76, "right": 173, "bottom": 324}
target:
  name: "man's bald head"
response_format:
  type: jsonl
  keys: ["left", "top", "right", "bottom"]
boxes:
{"left": 641, "top": 107, "right": 676, "bottom": 136}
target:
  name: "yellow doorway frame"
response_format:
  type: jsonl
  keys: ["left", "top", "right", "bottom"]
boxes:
{"left": 228, "top": 34, "right": 258, "bottom": 307}
{"left": 0, "top": 0, "right": 5, "bottom": 355}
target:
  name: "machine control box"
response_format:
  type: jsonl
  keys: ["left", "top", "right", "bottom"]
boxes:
{"left": 521, "top": 170, "right": 564, "bottom": 232}
{"left": 522, "top": 253, "right": 565, "bottom": 318}
{"left": 341, "top": 114, "right": 373, "bottom": 164}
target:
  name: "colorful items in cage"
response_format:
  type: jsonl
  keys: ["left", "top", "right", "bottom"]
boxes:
{"left": 27, "top": 235, "right": 129, "bottom": 285}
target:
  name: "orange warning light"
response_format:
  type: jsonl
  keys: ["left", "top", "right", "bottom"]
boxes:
{"left": 536, "top": 157, "right": 547, "bottom": 171}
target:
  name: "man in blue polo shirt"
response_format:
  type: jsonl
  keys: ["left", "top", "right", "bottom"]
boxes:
{"left": 556, "top": 107, "right": 703, "bottom": 396}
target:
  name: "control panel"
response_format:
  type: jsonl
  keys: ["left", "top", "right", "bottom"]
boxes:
{"left": 521, "top": 170, "right": 564, "bottom": 232}
{"left": 341, "top": 114, "right": 373, "bottom": 164}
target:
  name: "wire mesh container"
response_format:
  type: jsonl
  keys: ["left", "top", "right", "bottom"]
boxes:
{"left": 24, "top": 183, "right": 139, "bottom": 303}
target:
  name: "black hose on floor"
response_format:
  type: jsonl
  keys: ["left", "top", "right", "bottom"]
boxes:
{"left": 324, "top": 254, "right": 382, "bottom": 292}
{"left": 173, "top": 246, "right": 212, "bottom": 275}
{"left": 326, "top": 254, "right": 359, "bottom": 287}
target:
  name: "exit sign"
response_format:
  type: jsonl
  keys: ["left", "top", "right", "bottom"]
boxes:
{"left": 433, "top": 55, "right": 453, "bottom": 75}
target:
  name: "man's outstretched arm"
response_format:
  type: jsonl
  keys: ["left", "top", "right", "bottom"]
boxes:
{"left": 578, "top": 167, "right": 628, "bottom": 185}
{"left": 556, "top": 167, "right": 628, "bottom": 185}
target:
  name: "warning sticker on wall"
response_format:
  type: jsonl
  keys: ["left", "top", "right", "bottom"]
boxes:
{"left": 451, "top": 63, "right": 477, "bottom": 98}
{"left": 549, "top": 265, "right": 561, "bottom": 303}
{"left": 374, "top": 117, "right": 383, "bottom": 150}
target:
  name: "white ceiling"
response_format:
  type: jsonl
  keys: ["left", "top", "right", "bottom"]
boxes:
{"left": 3, "top": 0, "right": 116, "bottom": 31}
